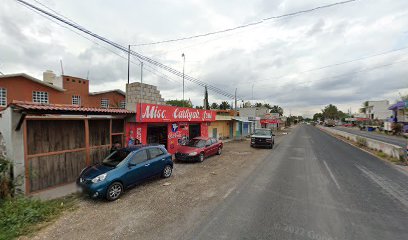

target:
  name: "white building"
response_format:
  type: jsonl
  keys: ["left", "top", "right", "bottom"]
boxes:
{"left": 361, "top": 100, "right": 392, "bottom": 120}
{"left": 238, "top": 107, "right": 269, "bottom": 131}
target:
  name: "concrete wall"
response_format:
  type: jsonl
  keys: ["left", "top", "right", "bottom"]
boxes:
{"left": 126, "top": 82, "right": 166, "bottom": 112}
{"left": 0, "top": 108, "right": 26, "bottom": 193}
{"left": 208, "top": 120, "right": 232, "bottom": 140}
{"left": 318, "top": 126, "right": 404, "bottom": 159}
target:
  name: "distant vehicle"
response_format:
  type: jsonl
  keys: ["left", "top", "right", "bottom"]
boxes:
{"left": 343, "top": 123, "right": 353, "bottom": 127}
{"left": 251, "top": 128, "right": 275, "bottom": 149}
{"left": 175, "top": 137, "right": 223, "bottom": 162}
{"left": 77, "top": 145, "right": 173, "bottom": 201}
{"left": 324, "top": 119, "right": 336, "bottom": 127}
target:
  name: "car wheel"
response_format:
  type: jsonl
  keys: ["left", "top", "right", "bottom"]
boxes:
{"left": 198, "top": 153, "right": 205, "bottom": 162}
{"left": 217, "top": 147, "right": 222, "bottom": 155}
{"left": 162, "top": 165, "right": 172, "bottom": 178}
{"left": 106, "top": 182, "right": 123, "bottom": 201}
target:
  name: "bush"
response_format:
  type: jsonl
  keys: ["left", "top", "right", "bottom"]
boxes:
{"left": 0, "top": 196, "right": 75, "bottom": 240}
{"left": 356, "top": 137, "right": 367, "bottom": 147}
{"left": 0, "top": 157, "right": 13, "bottom": 199}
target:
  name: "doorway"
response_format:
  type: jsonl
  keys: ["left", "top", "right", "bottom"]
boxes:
{"left": 147, "top": 124, "right": 168, "bottom": 147}
{"left": 189, "top": 124, "right": 201, "bottom": 139}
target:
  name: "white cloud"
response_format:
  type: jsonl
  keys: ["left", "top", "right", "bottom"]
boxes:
{"left": 1, "top": 0, "right": 407, "bottom": 116}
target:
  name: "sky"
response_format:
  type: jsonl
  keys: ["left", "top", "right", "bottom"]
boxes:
{"left": 0, "top": 0, "right": 407, "bottom": 117}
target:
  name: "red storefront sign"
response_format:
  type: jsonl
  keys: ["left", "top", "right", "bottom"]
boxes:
{"left": 260, "top": 119, "right": 281, "bottom": 124}
{"left": 136, "top": 103, "right": 216, "bottom": 122}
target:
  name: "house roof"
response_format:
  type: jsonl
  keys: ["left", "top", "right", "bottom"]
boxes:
{"left": 89, "top": 89, "right": 125, "bottom": 96}
{"left": 9, "top": 101, "right": 134, "bottom": 115}
{"left": 0, "top": 73, "right": 65, "bottom": 92}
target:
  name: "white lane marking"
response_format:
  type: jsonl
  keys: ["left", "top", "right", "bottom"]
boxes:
{"left": 356, "top": 164, "right": 408, "bottom": 209}
{"left": 323, "top": 160, "right": 341, "bottom": 190}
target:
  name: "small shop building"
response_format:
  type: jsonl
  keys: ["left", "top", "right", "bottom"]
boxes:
{"left": 0, "top": 101, "right": 133, "bottom": 194}
{"left": 126, "top": 103, "right": 216, "bottom": 154}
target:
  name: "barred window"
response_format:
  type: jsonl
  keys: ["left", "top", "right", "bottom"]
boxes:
{"left": 72, "top": 95, "right": 81, "bottom": 105}
{"left": 0, "top": 88, "right": 6, "bottom": 106}
{"left": 101, "top": 98, "right": 109, "bottom": 108}
{"left": 32, "top": 91, "right": 49, "bottom": 104}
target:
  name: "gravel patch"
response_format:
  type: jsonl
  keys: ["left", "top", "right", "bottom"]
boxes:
{"left": 24, "top": 138, "right": 282, "bottom": 240}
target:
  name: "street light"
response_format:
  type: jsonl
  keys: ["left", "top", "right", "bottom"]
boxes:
{"left": 128, "top": 45, "right": 144, "bottom": 120}
{"left": 181, "top": 53, "right": 185, "bottom": 107}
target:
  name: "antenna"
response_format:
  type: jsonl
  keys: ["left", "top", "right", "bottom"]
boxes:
{"left": 60, "top": 59, "right": 64, "bottom": 75}
{"left": 86, "top": 70, "right": 90, "bottom": 80}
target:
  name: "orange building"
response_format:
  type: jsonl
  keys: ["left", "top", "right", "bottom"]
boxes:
{"left": 0, "top": 71, "right": 125, "bottom": 110}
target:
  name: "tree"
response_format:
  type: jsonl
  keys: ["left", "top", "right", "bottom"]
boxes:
{"left": 263, "top": 103, "right": 272, "bottom": 109}
{"left": 270, "top": 105, "right": 283, "bottom": 116}
{"left": 313, "top": 112, "right": 324, "bottom": 121}
{"left": 254, "top": 102, "right": 263, "bottom": 107}
{"left": 219, "top": 101, "right": 231, "bottom": 110}
{"left": 166, "top": 99, "right": 192, "bottom": 108}
{"left": 210, "top": 102, "right": 219, "bottom": 109}
{"left": 195, "top": 106, "right": 204, "bottom": 109}
{"left": 204, "top": 86, "right": 210, "bottom": 110}
{"left": 322, "top": 104, "right": 339, "bottom": 119}
{"left": 243, "top": 101, "right": 252, "bottom": 108}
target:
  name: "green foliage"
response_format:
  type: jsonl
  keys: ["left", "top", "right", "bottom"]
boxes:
{"left": 254, "top": 102, "right": 263, "bottom": 107}
{"left": 165, "top": 99, "right": 192, "bottom": 108}
{"left": 195, "top": 106, "right": 204, "bottom": 109}
{"left": 219, "top": 101, "right": 231, "bottom": 110}
{"left": 0, "top": 157, "right": 14, "bottom": 199}
{"left": 210, "top": 102, "right": 219, "bottom": 109}
{"left": 0, "top": 196, "right": 75, "bottom": 240}
{"left": 313, "top": 112, "right": 324, "bottom": 121}
{"left": 204, "top": 86, "right": 210, "bottom": 110}
{"left": 270, "top": 105, "right": 283, "bottom": 116}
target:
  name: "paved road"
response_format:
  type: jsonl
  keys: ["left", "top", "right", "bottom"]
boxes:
{"left": 184, "top": 125, "right": 408, "bottom": 240}
{"left": 334, "top": 126, "right": 406, "bottom": 148}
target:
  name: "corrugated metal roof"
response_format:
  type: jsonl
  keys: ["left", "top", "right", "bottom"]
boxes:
{"left": 89, "top": 89, "right": 125, "bottom": 96}
{"left": 10, "top": 101, "right": 134, "bottom": 114}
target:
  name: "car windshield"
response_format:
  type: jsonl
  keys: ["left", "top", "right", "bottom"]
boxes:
{"left": 186, "top": 139, "right": 206, "bottom": 148}
{"left": 254, "top": 129, "right": 272, "bottom": 136}
{"left": 102, "top": 149, "right": 130, "bottom": 167}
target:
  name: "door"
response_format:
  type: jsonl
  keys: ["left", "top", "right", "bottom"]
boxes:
{"left": 147, "top": 147, "right": 167, "bottom": 175}
{"left": 124, "top": 149, "right": 150, "bottom": 187}
{"left": 212, "top": 128, "right": 217, "bottom": 139}
{"left": 204, "top": 139, "right": 213, "bottom": 157}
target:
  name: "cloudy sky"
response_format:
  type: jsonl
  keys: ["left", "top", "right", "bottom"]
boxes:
{"left": 1, "top": 0, "right": 407, "bottom": 116}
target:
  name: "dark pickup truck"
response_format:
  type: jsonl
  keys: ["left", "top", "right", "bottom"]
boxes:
{"left": 250, "top": 128, "right": 275, "bottom": 149}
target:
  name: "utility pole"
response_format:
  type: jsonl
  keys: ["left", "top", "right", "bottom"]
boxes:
{"left": 182, "top": 53, "right": 185, "bottom": 107}
{"left": 234, "top": 88, "right": 237, "bottom": 116}
{"left": 127, "top": 45, "right": 130, "bottom": 84}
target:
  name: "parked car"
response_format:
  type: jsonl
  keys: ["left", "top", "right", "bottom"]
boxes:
{"left": 175, "top": 137, "right": 223, "bottom": 162}
{"left": 77, "top": 145, "right": 173, "bottom": 201}
{"left": 250, "top": 128, "right": 275, "bottom": 149}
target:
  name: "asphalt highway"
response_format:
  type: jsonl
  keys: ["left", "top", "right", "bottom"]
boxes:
{"left": 186, "top": 125, "right": 408, "bottom": 240}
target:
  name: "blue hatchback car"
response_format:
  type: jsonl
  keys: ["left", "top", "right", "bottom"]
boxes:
{"left": 77, "top": 145, "right": 173, "bottom": 201}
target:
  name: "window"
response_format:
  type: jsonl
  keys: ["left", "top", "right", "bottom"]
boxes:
{"left": 205, "top": 139, "right": 212, "bottom": 146}
{"left": 0, "top": 88, "right": 6, "bottom": 107}
{"left": 101, "top": 98, "right": 109, "bottom": 108}
{"left": 32, "top": 91, "right": 49, "bottom": 104}
{"left": 120, "top": 100, "right": 126, "bottom": 109}
{"left": 211, "top": 138, "right": 217, "bottom": 144}
{"left": 148, "top": 148, "right": 165, "bottom": 159}
{"left": 130, "top": 150, "right": 148, "bottom": 165}
{"left": 72, "top": 95, "right": 81, "bottom": 105}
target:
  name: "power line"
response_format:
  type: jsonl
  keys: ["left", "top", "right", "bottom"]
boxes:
{"left": 261, "top": 57, "right": 408, "bottom": 100}
{"left": 256, "top": 45, "right": 408, "bottom": 83}
{"left": 16, "top": 0, "right": 240, "bottom": 100}
{"left": 132, "top": 0, "right": 359, "bottom": 46}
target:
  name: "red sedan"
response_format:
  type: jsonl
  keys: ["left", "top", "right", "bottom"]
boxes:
{"left": 175, "top": 137, "right": 223, "bottom": 162}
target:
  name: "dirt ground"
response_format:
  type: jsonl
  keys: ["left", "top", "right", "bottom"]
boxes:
{"left": 24, "top": 137, "right": 284, "bottom": 240}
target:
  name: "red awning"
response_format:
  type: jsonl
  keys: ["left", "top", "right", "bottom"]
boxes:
{"left": 260, "top": 119, "right": 281, "bottom": 124}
